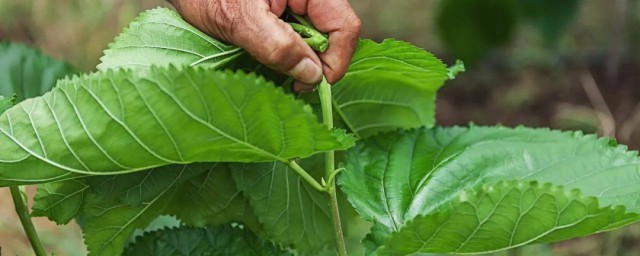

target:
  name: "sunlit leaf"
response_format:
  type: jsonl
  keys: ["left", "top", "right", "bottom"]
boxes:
{"left": 340, "top": 126, "right": 640, "bottom": 254}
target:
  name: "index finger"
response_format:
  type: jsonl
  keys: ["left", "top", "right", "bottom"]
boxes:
{"left": 304, "top": 0, "right": 361, "bottom": 84}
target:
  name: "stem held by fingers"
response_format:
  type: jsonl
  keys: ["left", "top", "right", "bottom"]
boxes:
{"left": 289, "top": 22, "right": 329, "bottom": 52}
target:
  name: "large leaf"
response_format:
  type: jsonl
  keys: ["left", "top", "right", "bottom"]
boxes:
{"left": 332, "top": 39, "right": 448, "bottom": 138}
{"left": 98, "top": 8, "right": 451, "bottom": 140}
{"left": 0, "top": 67, "right": 354, "bottom": 186}
{"left": 124, "top": 225, "right": 291, "bottom": 256}
{"left": 231, "top": 156, "right": 334, "bottom": 254}
{"left": 31, "top": 179, "right": 89, "bottom": 224}
{"left": 340, "top": 126, "right": 640, "bottom": 254}
{"left": 0, "top": 42, "right": 77, "bottom": 101}
{"left": 98, "top": 8, "right": 242, "bottom": 71}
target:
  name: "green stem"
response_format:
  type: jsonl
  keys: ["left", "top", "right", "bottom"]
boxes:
{"left": 288, "top": 22, "right": 329, "bottom": 52}
{"left": 10, "top": 186, "right": 46, "bottom": 256}
{"left": 318, "top": 77, "right": 348, "bottom": 256}
{"left": 286, "top": 160, "right": 325, "bottom": 192}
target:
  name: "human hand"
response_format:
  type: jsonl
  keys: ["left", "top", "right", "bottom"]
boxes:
{"left": 171, "top": 0, "right": 361, "bottom": 93}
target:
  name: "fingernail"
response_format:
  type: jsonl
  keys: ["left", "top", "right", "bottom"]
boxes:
{"left": 293, "top": 81, "right": 316, "bottom": 93}
{"left": 289, "top": 58, "right": 322, "bottom": 84}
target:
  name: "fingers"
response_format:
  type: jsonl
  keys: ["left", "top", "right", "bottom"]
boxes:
{"left": 172, "top": 0, "right": 360, "bottom": 89}
{"left": 306, "top": 0, "right": 361, "bottom": 83}
{"left": 175, "top": 0, "right": 323, "bottom": 85}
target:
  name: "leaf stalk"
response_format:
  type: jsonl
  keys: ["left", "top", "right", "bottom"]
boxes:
{"left": 286, "top": 160, "right": 326, "bottom": 192}
{"left": 10, "top": 186, "right": 47, "bottom": 256}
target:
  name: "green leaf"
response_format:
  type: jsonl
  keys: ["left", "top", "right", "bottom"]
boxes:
{"left": 98, "top": 8, "right": 288, "bottom": 84}
{"left": 98, "top": 9, "right": 451, "bottom": 138}
{"left": 124, "top": 225, "right": 291, "bottom": 256}
{"left": 87, "top": 163, "right": 213, "bottom": 205}
{"left": 436, "top": 0, "right": 519, "bottom": 62}
{"left": 98, "top": 8, "right": 242, "bottom": 71}
{"left": 0, "top": 42, "right": 77, "bottom": 101}
{"left": 167, "top": 164, "right": 262, "bottom": 232}
{"left": 231, "top": 156, "right": 334, "bottom": 254}
{"left": 81, "top": 166, "right": 191, "bottom": 256}
{"left": 340, "top": 126, "right": 640, "bottom": 254}
{"left": 379, "top": 181, "right": 638, "bottom": 255}
{"left": 333, "top": 39, "right": 449, "bottom": 138}
{"left": 0, "top": 67, "right": 354, "bottom": 186}
{"left": 31, "top": 179, "right": 89, "bottom": 224}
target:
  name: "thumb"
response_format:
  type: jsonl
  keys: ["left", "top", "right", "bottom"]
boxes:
{"left": 229, "top": 11, "right": 323, "bottom": 84}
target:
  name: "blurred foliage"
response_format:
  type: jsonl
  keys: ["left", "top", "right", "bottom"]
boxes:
{"left": 435, "top": 0, "right": 581, "bottom": 63}
{"left": 518, "top": 0, "right": 581, "bottom": 45}
{"left": 436, "top": 0, "right": 519, "bottom": 63}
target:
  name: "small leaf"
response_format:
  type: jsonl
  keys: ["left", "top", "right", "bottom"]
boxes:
{"left": 231, "top": 156, "right": 335, "bottom": 254}
{"left": 340, "top": 126, "right": 640, "bottom": 254}
{"left": 98, "top": 8, "right": 242, "bottom": 70}
{"left": 124, "top": 225, "right": 291, "bottom": 256}
{"left": 333, "top": 39, "right": 449, "bottom": 138}
{"left": 0, "top": 67, "right": 354, "bottom": 186}
{"left": 0, "top": 42, "right": 77, "bottom": 101}
{"left": 380, "top": 181, "right": 638, "bottom": 255}
{"left": 447, "top": 59, "right": 466, "bottom": 79}
{"left": 31, "top": 179, "right": 89, "bottom": 224}
{"left": 0, "top": 94, "right": 15, "bottom": 113}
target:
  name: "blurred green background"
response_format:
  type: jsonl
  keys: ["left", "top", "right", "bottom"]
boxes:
{"left": 1, "top": 0, "right": 640, "bottom": 255}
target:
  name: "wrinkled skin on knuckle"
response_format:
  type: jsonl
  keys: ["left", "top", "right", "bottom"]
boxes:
{"left": 202, "top": 0, "right": 247, "bottom": 42}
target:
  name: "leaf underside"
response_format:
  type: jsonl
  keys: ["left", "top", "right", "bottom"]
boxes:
{"left": 98, "top": 8, "right": 451, "bottom": 140}
{"left": 340, "top": 126, "right": 640, "bottom": 254}
{"left": 31, "top": 179, "right": 89, "bottom": 224}
{"left": 98, "top": 8, "right": 242, "bottom": 71}
{"left": 231, "top": 156, "right": 335, "bottom": 254}
{"left": 0, "top": 67, "right": 353, "bottom": 186}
